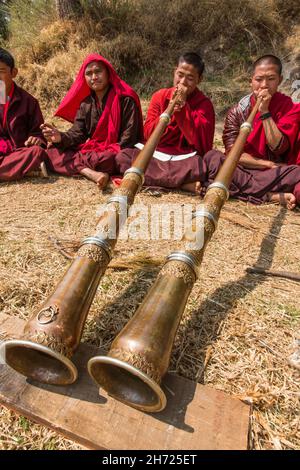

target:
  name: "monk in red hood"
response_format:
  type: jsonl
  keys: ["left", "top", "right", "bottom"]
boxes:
{"left": 0, "top": 48, "right": 47, "bottom": 182}
{"left": 43, "top": 54, "right": 143, "bottom": 189}
{"left": 223, "top": 54, "right": 300, "bottom": 169}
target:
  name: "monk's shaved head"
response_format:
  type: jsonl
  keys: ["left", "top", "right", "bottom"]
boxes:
{"left": 0, "top": 48, "right": 15, "bottom": 70}
{"left": 253, "top": 55, "right": 282, "bottom": 75}
{"left": 178, "top": 52, "right": 205, "bottom": 77}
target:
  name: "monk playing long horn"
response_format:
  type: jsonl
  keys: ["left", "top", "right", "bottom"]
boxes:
{"left": 223, "top": 54, "right": 300, "bottom": 168}
{"left": 116, "top": 52, "right": 300, "bottom": 209}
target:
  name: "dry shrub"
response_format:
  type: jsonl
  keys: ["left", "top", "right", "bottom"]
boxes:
{"left": 27, "top": 21, "right": 75, "bottom": 65}
{"left": 275, "top": 0, "right": 300, "bottom": 25}
{"left": 8, "top": 0, "right": 57, "bottom": 53}
{"left": 17, "top": 47, "right": 86, "bottom": 115}
{"left": 5, "top": 0, "right": 300, "bottom": 114}
{"left": 285, "top": 25, "right": 300, "bottom": 58}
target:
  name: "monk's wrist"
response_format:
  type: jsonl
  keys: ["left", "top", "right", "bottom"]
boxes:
{"left": 260, "top": 110, "right": 271, "bottom": 119}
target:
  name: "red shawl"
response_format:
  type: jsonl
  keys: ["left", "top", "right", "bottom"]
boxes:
{"left": 244, "top": 92, "right": 300, "bottom": 164}
{"left": 144, "top": 87, "right": 215, "bottom": 155}
{"left": 0, "top": 82, "right": 14, "bottom": 156}
{"left": 54, "top": 54, "right": 143, "bottom": 154}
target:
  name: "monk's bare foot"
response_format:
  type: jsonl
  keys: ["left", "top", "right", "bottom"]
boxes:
{"left": 181, "top": 181, "right": 202, "bottom": 194}
{"left": 80, "top": 168, "right": 109, "bottom": 189}
{"left": 268, "top": 192, "right": 296, "bottom": 210}
{"left": 96, "top": 172, "right": 109, "bottom": 189}
{"left": 40, "top": 162, "right": 49, "bottom": 178}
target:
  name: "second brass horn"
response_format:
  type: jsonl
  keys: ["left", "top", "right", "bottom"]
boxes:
{"left": 87, "top": 99, "right": 262, "bottom": 412}
{"left": 0, "top": 92, "right": 180, "bottom": 385}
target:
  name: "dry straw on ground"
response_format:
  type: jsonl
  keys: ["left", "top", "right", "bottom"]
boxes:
{"left": 0, "top": 169, "right": 299, "bottom": 450}
{"left": 0, "top": 0, "right": 299, "bottom": 452}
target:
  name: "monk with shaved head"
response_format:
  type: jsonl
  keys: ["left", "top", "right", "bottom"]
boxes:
{"left": 223, "top": 54, "right": 300, "bottom": 169}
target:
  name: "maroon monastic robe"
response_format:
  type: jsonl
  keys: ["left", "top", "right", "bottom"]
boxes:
{"left": 0, "top": 83, "right": 46, "bottom": 181}
{"left": 116, "top": 86, "right": 215, "bottom": 187}
{"left": 144, "top": 87, "right": 215, "bottom": 155}
{"left": 46, "top": 54, "right": 143, "bottom": 176}
{"left": 45, "top": 92, "right": 141, "bottom": 176}
{"left": 223, "top": 92, "right": 300, "bottom": 164}
{"left": 116, "top": 147, "right": 300, "bottom": 204}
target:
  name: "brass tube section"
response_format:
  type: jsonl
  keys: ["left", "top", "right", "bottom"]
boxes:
{"left": 1, "top": 94, "right": 180, "bottom": 385}
{"left": 88, "top": 99, "right": 262, "bottom": 412}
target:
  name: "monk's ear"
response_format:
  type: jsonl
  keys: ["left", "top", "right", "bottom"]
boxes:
{"left": 279, "top": 74, "right": 283, "bottom": 85}
{"left": 197, "top": 74, "right": 203, "bottom": 84}
{"left": 12, "top": 67, "right": 18, "bottom": 79}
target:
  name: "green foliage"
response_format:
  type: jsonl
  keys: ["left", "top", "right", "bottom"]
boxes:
{"left": 44, "top": 438, "right": 57, "bottom": 450}
{"left": 18, "top": 415, "right": 30, "bottom": 432}
{"left": 284, "top": 304, "right": 300, "bottom": 321}
{"left": 8, "top": 0, "right": 57, "bottom": 50}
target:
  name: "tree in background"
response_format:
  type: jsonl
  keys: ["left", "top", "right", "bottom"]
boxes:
{"left": 0, "top": 0, "right": 10, "bottom": 42}
{"left": 55, "top": 0, "right": 82, "bottom": 19}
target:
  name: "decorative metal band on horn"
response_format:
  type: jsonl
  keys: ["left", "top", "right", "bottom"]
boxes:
{"left": 192, "top": 208, "right": 218, "bottom": 230}
{"left": 106, "top": 195, "right": 130, "bottom": 216}
{"left": 79, "top": 236, "right": 113, "bottom": 261}
{"left": 37, "top": 305, "right": 59, "bottom": 325}
{"left": 159, "top": 112, "right": 171, "bottom": 124}
{"left": 124, "top": 166, "right": 145, "bottom": 186}
{"left": 240, "top": 122, "right": 252, "bottom": 132}
{"left": 206, "top": 181, "right": 230, "bottom": 200}
{"left": 166, "top": 252, "right": 199, "bottom": 279}
{"left": 107, "top": 195, "right": 129, "bottom": 206}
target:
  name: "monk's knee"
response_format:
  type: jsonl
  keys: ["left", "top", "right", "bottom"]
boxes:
{"left": 115, "top": 148, "right": 139, "bottom": 174}
{"left": 203, "top": 149, "right": 225, "bottom": 167}
{"left": 30, "top": 145, "right": 47, "bottom": 160}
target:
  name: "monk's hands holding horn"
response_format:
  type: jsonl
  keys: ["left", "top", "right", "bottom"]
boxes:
{"left": 24, "top": 136, "right": 44, "bottom": 147}
{"left": 41, "top": 123, "right": 62, "bottom": 147}
{"left": 256, "top": 89, "right": 272, "bottom": 114}
{"left": 173, "top": 83, "right": 188, "bottom": 113}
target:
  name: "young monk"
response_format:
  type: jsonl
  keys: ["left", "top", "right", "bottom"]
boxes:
{"left": 223, "top": 54, "right": 300, "bottom": 168}
{"left": 116, "top": 52, "right": 215, "bottom": 192}
{"left": 0, "top": 48, "right": 47, "bottom": 182}
{"left": 43, "top": 53, "right": 143, "bottom": 188}
{"left": 116, "top": 52, "right": 300, "bottom": 210}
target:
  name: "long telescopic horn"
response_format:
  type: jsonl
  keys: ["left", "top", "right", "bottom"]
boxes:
{"left": 87, "top": 98, "right": 262, "bottom": 412}
{"left": 0, "top": 90, "right": 181, "bottom": 385}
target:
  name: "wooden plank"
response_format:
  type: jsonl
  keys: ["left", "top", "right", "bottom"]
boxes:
{"left": 0, "top": 313, "right": 250, "bottom": 449}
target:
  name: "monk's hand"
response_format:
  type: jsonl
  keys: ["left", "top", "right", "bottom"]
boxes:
{"left": 257, "top": 89, "right": 272, "bottom": 114}
{"left": 24, "top": 136, "right": 44, "bottom": 147}
{"left": 173, "top": 83, "right": 188, "bottom": 113}
{"left": 41, "top": 123, "right": 62, "bottom": 145}
{"left": 268, "top": 161, "right": 286, "bottom": 169}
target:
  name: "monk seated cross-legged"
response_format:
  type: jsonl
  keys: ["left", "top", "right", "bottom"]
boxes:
{"left": 116, "top": 52, "right": 215, "bottom": 194}
{"left": 43, "top": 54, "right": 143, "bottom": 189}
{"left": 223, "top": 54, "right": 300, "bottom": 169}
{"left": 0, "top": 48, "right": 48, "bottom": 182}
{"left": 116, "top": 52, "right": 300, "bottom": 210}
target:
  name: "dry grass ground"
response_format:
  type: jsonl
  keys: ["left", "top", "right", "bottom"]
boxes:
{"left": 0, "top": 144, "right": 299, "bottom": 449}
{"left": 1, "top": 0, "right": 299, "bottom": 452}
